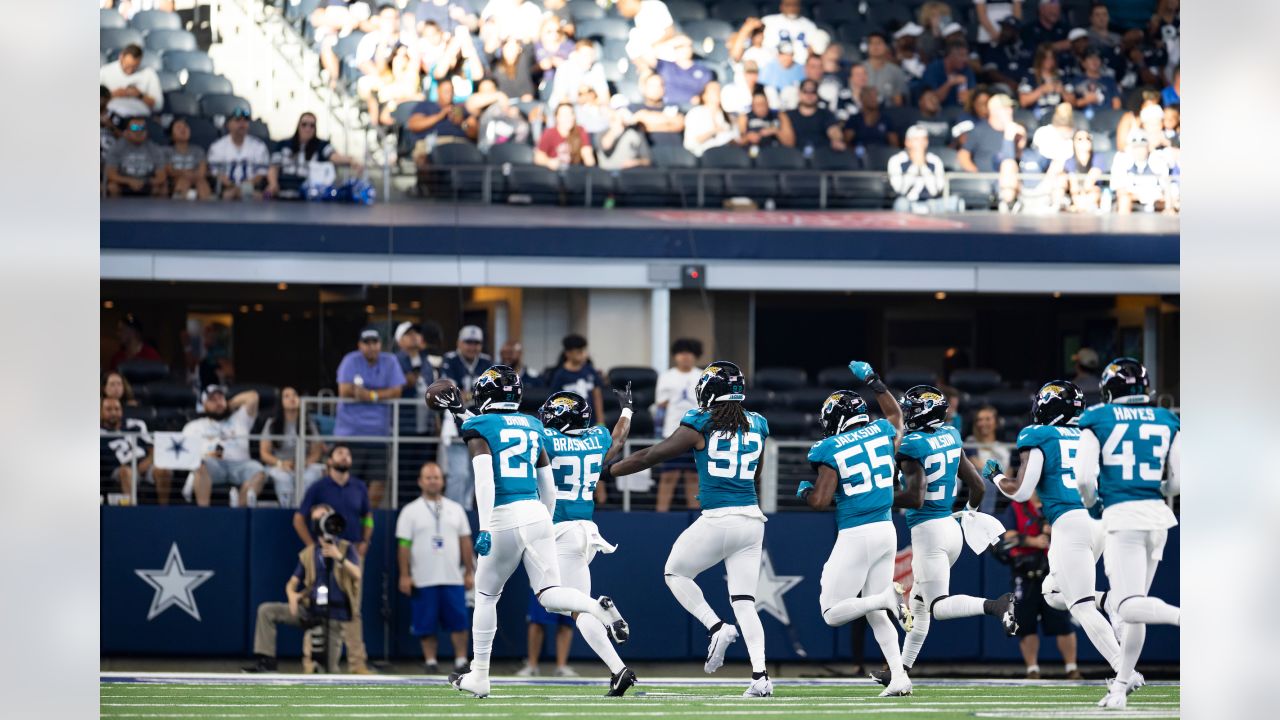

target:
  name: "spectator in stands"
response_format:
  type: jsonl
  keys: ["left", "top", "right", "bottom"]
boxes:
{"left": 978, "top": 16, "right": 1032, "bottom": 89}
{"left": 335, "top": 327, "right": 405, "bottom": 509}
{"left": 546, "top": 334, "right": 606, "bottom": 422}
{"left": 244, "top": 502, "right": 362, "bottom": 674}
{"left": 364, "top": 45, "right": 425, "bottom": 126}
{"left": 782, "top": 79, "right": 845, "bottom": 154}
{"left": 596, "top": 103, "right": 654, "bottom": 170}
{"left": 1018, "top": 44, "right": 1075, "bottom": 118}
{"left": 911, "top": 90, "right": 952, "bottom": 147}
{"left": 164, "top": 118, "right": 211, "bottom": 201}
{"left": 1114, "top": 90, "right": 1159, "bottom": 152}
{"left": 479, "top": 0, "right": 541, "bottom": 52}
{"left": 574, "top": 86, "right": 611, "bottom": 134}
{"left": 408, "top": 78, "right": 476, "bottom": 172}
{"left": 294, "top": 445, "right": 374, "bottom": 673}
{"left": 1058, "top": 28, "right": 1092, "bottom": 78}
{"left": 728, "top": 17, "right": 769, "bottom": 70}
{"left": 1022, "top": 0, "right": 1070, "bottom": 52}
{"left": 957, "top": 93, "right": 1025, "bottom": 212}
{"left": 100, "top": 85, "right": 117, "bottom": 160}
{"left": 1055, "top": 130, "right": 1105, "bottom": 212}
{"left": 1070, "top": 47, "right": 1121, "bottom": 112}
{"left": 414, "top": 20, "right": 451, "bottom": 78}
{"left": 889, "top": 125, "right": 961, "bottom": 213}
{"left": 394, "top": 321, "right": 437, "bottom": 439}
{"left": 844, "top": 87, "right": 898, "bottom": 151}
{"left": 1072, "top": 348, "right": 1102, "bottom": 391}
{"left": 260, "top": 387, "right": 326, "bottom": 508}
{"left": 893, "top": 23, "right": 927, "bottom": 80}
{"left": 973, "top": 0, "right": 1023, "bottom": 47}
{"left": 801, "top": 53, "right": 834, "bottom": 114}
{"left": 500, "top": 340, "right": 541, "bottom": 386}
{"left": 1162, "top": 104, "right": 1180, "bottom": 147}
{"left": 491, "top": 38, "right": 537, "bottom": 103}
{"left": 412, "top": 0, "right": 480, "bottom": 35}
{"left": 633, "top": 74, "right": 685, "bottom": 148}
{"left": 721, "top": 59, "right": 762, "bottom": 116}
{"left": 967, "top": 405, "right": 1011, "bottom": 512}
{"left": 738, "top": 89, "right": 788, "bottom": 152}
{"left": 549, "top": 41, "right": 609, "bottom": 109}
{"left": 683, "top": 81, "right": 739, "bottom": 157}
{"left": 102, "top": 371, "right": 137, "bottom": 407}
{"left": 1162, "top": 65, "right": 1180, "bottom": 107}
{"left": 923, "top": 41, "right": 976, "bottom": 108}
{"left": 267, "top": 113, "right": 357, "bottom": 200}
{"left": 1111, "top": 129, "right": 1173, "bottom": 214}
{"left": 104, "top": 117, "right": 167, "bottom": 198}
{"left": 354, "top": 4, "right": 402, "bottom": 81}
{"left": 617, "top": 0, "right": 677, "bottom": 62}
{"left": 107, "top": 314, "right": 162, "bottom": 371}
{"left": 864, "top": 32, "right": 907, "bottom": 107}
{"left": 99, "top": 45, "right": 163, "bottom": 116}
{"left": 314, "top": 0, "right": 375, "bottom": 89}
{"left": 397, "top": 461, "right": 474, "bottom": 675}
{"left": 428, "top": 27, "right": 487, "bottom": 102}
{"left": 101, "top": 396, "right": 172, "bottom": 504}
{"left": 1087, "top": 3, "right": 1120, "bottom": 49}
{"left": 534, "top": 17, "right": 574, "bottom": 90}
{"left": 831, "top": 63, "right": 871, "bottom": 121}
{"left": 1027, "top": 103, "right": 1076, "bottom": 177}
{"left": 440, "top": 325, "right": 491, "bottom": 510}
{"left": 467, "top": 80, "right": 532, "bottom": 153}
{"left": 654, "top": 338, "right": 703, "bottom": 512}
{"left": 1138, "top": 103, "right": 1172, "bottom": 152}
{"left": 208, "top": 108, "right": 271, "bottom": 200}
{"left": 1149, "top": 0, "right": 1180, "bottom": 78}
{"left": 1109, "top": 28, "right": 1166, "bottom": 93}
{"left": 184, "top": 386, "right": 264, "bottom": 508}
{"left": 760, "top": 41, "right": 804, "bottom": 98}
{"left": 442, "top": 325, "right": 493, "bottom": 402}
{"left": 762, "top": 0, "right": 818, "bottom": 61}
{"left": 535, "top": 103, "right": 595, "bottom": 170}
{"left": 916, "top": 1, "right": 955, "bottom": 61}
{"left": 637, "top": 35, "right": 713, "bottom": 107}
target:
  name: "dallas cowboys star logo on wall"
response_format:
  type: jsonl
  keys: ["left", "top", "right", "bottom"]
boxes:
{"left": 134, "top": 543, "right": 214, "bottom": 621}
{"left": 725, "top": 549, "right": 803, "bottom": 625}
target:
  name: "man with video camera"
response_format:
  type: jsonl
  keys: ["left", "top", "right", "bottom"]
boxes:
{"left": 244, "top": 503, "right": 363, "bottom": 673}
{"left": 292, "top": 445, "right": 375, "bottom": 673}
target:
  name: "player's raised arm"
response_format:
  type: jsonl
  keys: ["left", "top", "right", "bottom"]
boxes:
{"left": 957, "top": 453, "right": 986, "bottom": 510}
{"left": 467, "top": 436, "right": 495, "bottom": 556}
{"left": 983, "top": 449, "right": 1042, "bottom": 502}
{"left": 849, "top": 360, "right": 903, "bottom": 446}
{"left": 603, "top": 382, "right": 634, "bottom": 466}
{"left": 894, "top": 458, "right": 926, "bottom": 509}
{"left": 607, "top": 425, "right": 701, "bottom": 477}
{"left": 803, "top": 464, "right": 839, "bottom": 510}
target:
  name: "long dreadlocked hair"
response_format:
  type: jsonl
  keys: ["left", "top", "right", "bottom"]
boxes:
{"left": 708, "top": 401, "right": 752, "bottom": 437}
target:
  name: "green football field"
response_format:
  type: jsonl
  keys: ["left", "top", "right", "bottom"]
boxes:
{"left": 100, "top": 674, "right": 1180, "bottom": 719}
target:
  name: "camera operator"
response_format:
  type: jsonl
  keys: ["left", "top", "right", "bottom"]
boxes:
{"left": 996, "top": 493, "right": 1081, "bottom": 679}
{"left": 293, "top": 445, "right": 374, "bottom": 674}
{"left": 244, "top": 503, "right": 362, "bottom": 673}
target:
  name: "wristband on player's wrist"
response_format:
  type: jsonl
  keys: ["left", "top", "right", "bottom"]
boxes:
{"left": 868, "top": 378, "right": 888, "bottom": 394}
{"left": 620, "top": 408, "right": 633, "bottom": 420}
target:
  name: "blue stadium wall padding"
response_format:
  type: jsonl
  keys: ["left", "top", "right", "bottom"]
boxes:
{"left": 100, "top": 508, "right": 1180, "bottom": 663}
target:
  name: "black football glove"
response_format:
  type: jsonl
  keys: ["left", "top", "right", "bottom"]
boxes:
{"left": 430, "top": 385, "right": 463, "bottom": 414}
{"left": 614, "top": 381, "right": 633, "bottom": 413}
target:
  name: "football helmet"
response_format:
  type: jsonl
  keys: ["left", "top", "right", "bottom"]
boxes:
{"left": 539, "top": 391, "right": 591, "bottom": 434}
{"left": 1032, "top": 380, "right": 1085, "bottom": 426}
{"left": 695, "top": 361, "right": 746, "bottom": 408}
{"left": 1100, "top": 357, "right": 1150, "bottom": 404}
{"left": 472, "top": 364, "right": 522, "bottom": 413}
{"left": 899, "top": 385, "right": 948, "bottom": 431}
{"left": 819, "top": 390, "right": 870, "bottom": 437}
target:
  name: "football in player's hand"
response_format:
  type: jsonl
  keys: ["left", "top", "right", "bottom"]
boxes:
{"left": 426, "top": 379, "right": 462, "bottom": 411}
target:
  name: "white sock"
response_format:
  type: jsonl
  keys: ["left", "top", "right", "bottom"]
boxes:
{"left": 454, "top": 656, "right": 467, "bottom": 669}
{"left": 901, "top": 594, "right": 929, "bottom": 669}
{"left": 665, "top": 574, "right": 721, "bottom": 629}
{"left": 1065, "top": 662, "right": 1078, "bottom": 673}
{"left": 866, "top": 611, "right": 905, "bottom": 681}
{"left": 1118, "top": 597, "right": 1180, "bottom": 626}
{"left": 931, "top": 595, "right": 986, "bottom": 620}
{"left": 1027, "top": 663, "right": 1040, "bottom": 674}
{"left": 1116, "top": 621, "right": 1146, "bottom": 685}
{"left": 245, "top": 489, "right": 257, "bottom": 508}
{"left": 539, "top": 587, "right": 609, "bottom": 625}
{"left": 470, "top": 592, "right": 499, "bottom": 673}
{"left": 1070, "top": 602, "right": 1121, "bottom": 670}
{"left": 731, "top": 599, "right": 767, "bottom": 674}
{"left": 425, "top": 656, "right": 437, "bottom": 664}
{"left": 576, "top": 614, "right": 625, "bottom": 674}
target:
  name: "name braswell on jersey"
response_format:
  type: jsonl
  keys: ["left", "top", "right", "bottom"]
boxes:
{"left": 543, "top": 425, "right": 612, "bottom": 523}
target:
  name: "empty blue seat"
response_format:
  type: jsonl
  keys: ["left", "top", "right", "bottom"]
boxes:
{"left": 101, "top": 8, "right": 127, "bottom": 29}
{"left": 575, "top": 18, "right": 630, "bottom": 42}
{"left": 198, "top": 93, "right": 251, "bottom": 120}
{"left": 162, "top": 50, "right": 215, "bottom": 73}
{"left": 101, "top": 28, "right": 144, "bottom": 53}
{"left": 182, "top": 71, "right": 234, "bottom": 98}
{"left": 130, "top": 10, "right": 183, "bottom": 32}
{"left": 145, "top": 29, "right": 197, "bottom": 53}
{"left": 486, "top": 142, "right": 535, "bottom": 166}
{"left": 164, "top": 91, "right": 201, "bottom": 118}
{"left": 157, "top": 70, "right": 182, "bottom": 94}
{"left": 667, "top": 0, "right": 708, "bottom": 21}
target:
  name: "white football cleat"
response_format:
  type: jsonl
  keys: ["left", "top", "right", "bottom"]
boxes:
{"left": 1098, "top": 680, "right": 1128, "bottom": 709}
{"left": 704, "top": 623, "right": 739, "bottom": 674}
{"left": 1106, "top": 673, "right": 1145, "bottom": 696}
{"left": 743, "top": 674, "right": 773, "bottom": 698}
{"left": 879, "top": 676, "right": 913, "bottom": 697}
{"left": 885, "top": 583, "right": 913, "bottom": 633}
{"left": 449, "top": 670, "right": 490, "bottom": 698}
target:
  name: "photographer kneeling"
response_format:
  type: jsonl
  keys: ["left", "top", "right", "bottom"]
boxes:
{"left": 244, "top": 503, "right": 362, "bottom": 673}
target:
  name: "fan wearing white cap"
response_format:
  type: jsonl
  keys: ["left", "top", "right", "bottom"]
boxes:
{"left": 888, "top": 126, "right": 964, "bottom": 214}
{"left": 439, "top": 326, "right": 495, "bottom": 509}
{"left": 892, "top": 23, "right": 928, "bottom": 79}
{"left": 1109, "top": 129, "right": 1172, "bottom": 214}
{"left": 395, "top": 321, "right": 437, "bottom": 436}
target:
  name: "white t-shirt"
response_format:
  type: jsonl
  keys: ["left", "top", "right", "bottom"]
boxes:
{"left": 100, "top": 61, "right": 165, "bottom": 112}
{"left": 627, "top": 0, "right": 674, "bottom": 57}
{"left": 182, "top": 406, "right": 255, "bottom": 462}
{"left": 396, "top": 496, "right": 472, "bottom": 587}
{"left": 655, "top": 366, "right": 701, "bottom": 437}
{"left": 762, "top": 13, "right": 819, "bottom": 61}
{"left": 974, "top": 0, "right": 1018, "bottom": 45}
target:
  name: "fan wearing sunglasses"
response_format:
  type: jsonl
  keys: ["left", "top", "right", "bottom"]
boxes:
{"left": 104, "top": 117, "right": 167, "bottom": 198}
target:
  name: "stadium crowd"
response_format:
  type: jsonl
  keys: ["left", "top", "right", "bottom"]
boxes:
{"left": 101, "top": 0, "right": 1180, "bottom": 213}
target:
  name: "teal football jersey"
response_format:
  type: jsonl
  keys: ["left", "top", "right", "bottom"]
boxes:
{"left": 1078, "top": 403, "right": 1179, "bottom": 506}
{"left": 1015, "top": 424, "right": 1084, "bottom": 524}
{"left": 542, "top": 425, "right": 611, "bottom": 523}
{"left": 807, "top": 418, "right": 898, "bottom": 530}
{"left": 681, "top": 408, "right": 770, "bottom": 510}
{"left": 461, "top": 412, "right": 546, "bottom": 507}
{"left": 897, "top": 425, "right": 964, "bottom": 529}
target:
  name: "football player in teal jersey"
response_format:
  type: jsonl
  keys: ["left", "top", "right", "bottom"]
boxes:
{"left": 798, "top": 361, "right": 914, "bottom": 697}
{"left": 1074, "top": 359, "right": 1180, "bottom": 709}
{"left": 537, "top": 387, "right": 639, "bottom": 696}
{"left": 888, "top": 384, "right": 1018, "bottom": 683}
{"left": 604, "top": 361, "right": 775, "bottom": 698}
{"left": 982, "top": 380, "right": 1126, "bottom": 682}
{"left": 430, "top": 366, "right": 629, "bottom": 698}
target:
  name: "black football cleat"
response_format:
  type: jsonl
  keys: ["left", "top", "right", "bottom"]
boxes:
{"left": 606, "top": 667, "right": 638, "bottom": 696}
{"left": 242, "top": 655, "right": 277, "bottom": 673}
{"left": 869, "top": 668, "right": 892, "bottom": 687}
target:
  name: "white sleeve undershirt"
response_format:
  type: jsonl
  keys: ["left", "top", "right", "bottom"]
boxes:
{"left": 536, "top": 464, "right": 556, "bottom": 516}
{"left": 1002, "top": 448, "right": 1043, "bottom": 503}
{"left": 1075, "top": 429, "right": 1101, "bottom": 507}
{"left": 472, "top": 454, "right": 495, "bottom": 530}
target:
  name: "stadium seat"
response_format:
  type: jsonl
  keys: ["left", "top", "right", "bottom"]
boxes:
{"left": 757, "top": 145, "right": 805, "bottom": 169}
{"left": 815, "top": 366, "right": 852, "bottom": 388}
{"left": 668, "top": 0, "right": 709, "bottom": 21}
{"left": 950, "top": 368, "right": 1003, "bottom": 394}
{"left": 157, "top": 70, "right": 182, "bottom": 94}
{"left": 868, "top": 4, "right": 914, "bottom": 30}
{"left": 615, "top": 169, "right": 671, "bottom": 206}
{"left": 742, "top": 388, "right": 779, "bottom": 413}
{"left": 569, "top": 1, "right": 606, "bottom": 21}
{"left": 101, "top": 8, "right": 127, "bottom": 29}
{"left": 152, "top": 407, "right": 193, "bottom": 431}
{"left": 182, "top": 71, "right": 234, "bottom": 99}
{"left": 562, "top": 165, "right": 616, "bottom": 205}
{"left": 651, "top": 145, "right": 698, "bottom": 169}
{"left": 137, "top": 382, "right": 197, "bottom": 409}
{"left": 575, "top": 18, "right": 630, "bottom": 42}
{"left": 425, "top": 143, "right": 487, "bottom": 199}
{"left": 947, "top": 176, "right": 995, "bottom": 210}
{"left": 1089, "top": 108, "right": 1125, "bottom": 137}
{"left": 681, "top": 19, "right": 733, "bottom": 47}
{"left": 503, "top": 165, "right": 564, "bottom": 204}
{"left": 884, "top": 106, "right": 921, "bottom": 131}
{"left": 163, "top": 50, "right": 215, "bottom": 73}
{"left": 985, "top": 387, "right": 1033, "bottom": 417}
{"left": 131, "top": 9, "right": 183, "bottom": 32}
{"left": 837, "top": 20, "right": 874, "bottom": 45}
{"left": 165, "top": 90, "right": 200, "bottom": 118}
{"left": 249, "top": 119, "right": 272, "bottom": 143}
{"left": 431, "top": 143, "right": 485, "bottom": 166}
{"left": 815, "top": 3, "right": 860, "bottom": 24}
{"left": 101, "top": 28, "right": 145, "bottom": 53}
{"left": 933, "top": 146, "right": 960, "bottom": 171}
{"left": 701, "top": 144, "right": 751, "bottom": 169}
{"left": 753, "top": 367, "right": 808, "bottom": 391}
{"left": 122, "top": 405, "right": 157, "bottom": 424}
{"left": 145, "top": 29, "right": 198, "bottom": 53}
{"left": 199, "top": 93, "right": 251, "bottom": 121}
{"left": 389, "top": 102, "right": 418, "bottom": 129}
{"left": 812, "top": 147, "right": 858, "bottom": 170}
{"left": 608, "top": 367, "right": 659, "bottom": 392}
{"left": 831, "top": 174, "right": 889, "bottom": 208}
{"left": 710, "top": 0, "right": 757, "bottom": 25}
{"left": 118, "top": 359, "right": 170, "bottom": 385}
{"left": 886, "top": 366, "right": 938, "bottom": 389}
{"left": 144, "top": 117, "right": 168, "bottom": 145}
{"left": 788, "top": 386, "right": 838, "bottom": 413}
{"left": 486, "top": 142, "right": 535, "bottom": 166}
{"left": 603, "top": 408, "right": 656, "bottom": 436}
{"left": 183, "top": 116, "right": 221, "bottom": 149}
{"left": 863, "top": 143, "right": 898, "bottom": 171}
{"left": 764, "top": 410, "right": 812, "bottom": 439}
